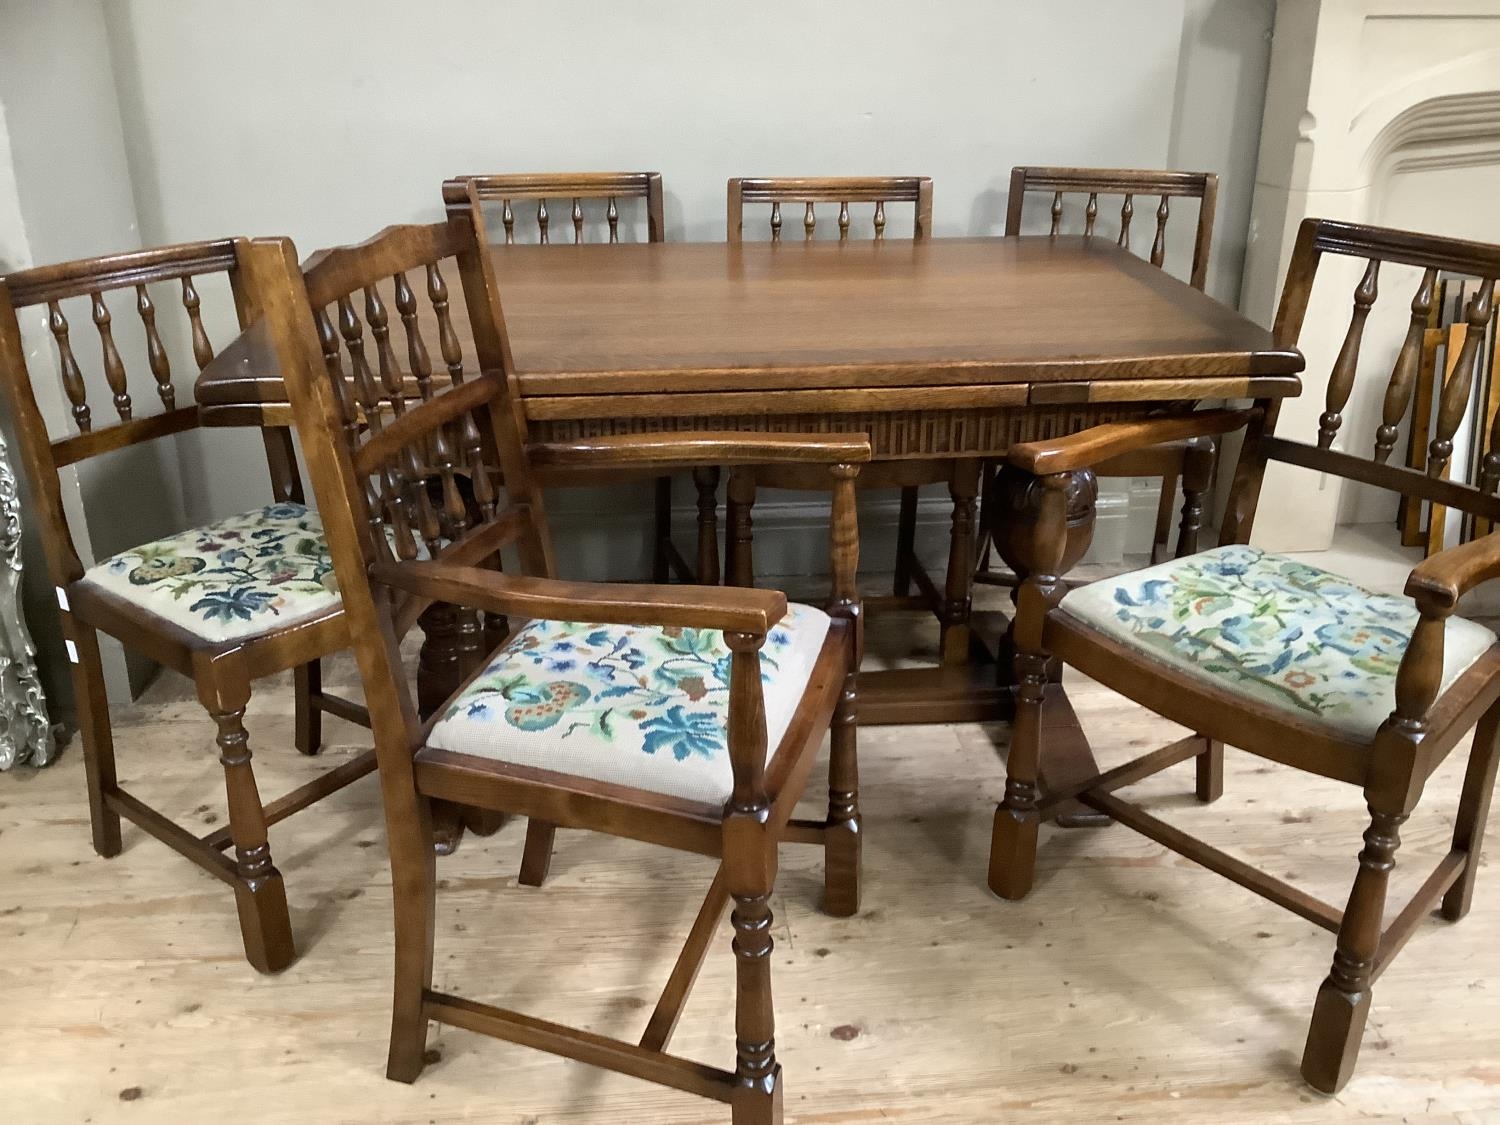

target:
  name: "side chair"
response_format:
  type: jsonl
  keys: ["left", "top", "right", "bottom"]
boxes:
{"left": 248, "top": 213, "right": 867, "bottom": 1125}
{"left": 986, "top": 217, "right": 1500, "bottom": 1093}
{"left": 0, "top": 241, "right": 373, "bottom": 974}
{"left": 725, "top": 176, "right": 980, "bottom": 659}
{"left": 446, "top": 172, "right": 700, "bottom": 582}
{"left": 976, "top": 166, "right": 1222, "bottom": 578}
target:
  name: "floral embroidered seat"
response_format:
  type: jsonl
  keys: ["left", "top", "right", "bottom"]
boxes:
{"left": 79, "top": 503, "right": 341, "bottom": 645}
{"left": 1059, "top": 544, "right": 1498, "bottom": 742}
{"left": 425, "top": 602, "right": 831, "bottom": 804}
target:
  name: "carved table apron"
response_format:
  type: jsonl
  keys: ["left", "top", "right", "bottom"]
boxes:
{"left": 195, "top": 235, "right": 1302, "bottom": 823}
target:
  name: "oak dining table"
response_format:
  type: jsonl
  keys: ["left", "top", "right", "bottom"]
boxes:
{"left": 196, "top": 232, "right": 1303, "bottom": 829}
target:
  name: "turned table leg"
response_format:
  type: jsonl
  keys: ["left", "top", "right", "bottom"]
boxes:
{"left": 986, "top": 464, "right": 1110, "bottom": 828}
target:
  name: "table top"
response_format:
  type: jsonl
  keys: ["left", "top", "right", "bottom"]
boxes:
{"left": 195, "top": 235, "right": 1303, "bottom": 420}
{"left": 492, "top": 237, "right": 1302, "bottom": 396}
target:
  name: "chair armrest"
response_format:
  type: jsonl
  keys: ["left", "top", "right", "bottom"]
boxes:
{"left": 1406, "top": 533, "right": 1500, "bottom": 614}
{"left": 529, "top": 431, "right": 873, "bottom": 470}
{"left": 372, "top": 559, "right": 787, "bottom": 635}
{"left": 1007, "top": 408, "right": 1259, "bottom": 476}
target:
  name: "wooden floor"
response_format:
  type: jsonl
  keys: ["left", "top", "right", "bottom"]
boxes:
{"left": 5, "top": 608, "right": 1500, "bottom": 1123}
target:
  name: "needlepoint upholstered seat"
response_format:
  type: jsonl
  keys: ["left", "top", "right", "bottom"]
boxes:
{"left": 1060, "top": 544, "right": 1497, "bottom": 741}
{"left": 427, "top": 602, "right": 831, "bottom": 803}
{"left": 80, "top": 503, "right": 341, "bottom": 643}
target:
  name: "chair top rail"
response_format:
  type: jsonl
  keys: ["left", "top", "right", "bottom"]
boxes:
{"left": 732, "top": 176, "right": 931, "bottom": 203}
{"left": 450, "top": 172, "right": 660, "bottom": 200}
{"left": 301, "top": 222, "right": 462, "bottom": 310}
{"left": 1012, "top": 167, "right": 1215, "bottom": 197}
{"left": 4, "top": 240, "right": 241, "bottom": 307}
{"left": 1309, "top": 218, "right": 1500, "bottom": 277}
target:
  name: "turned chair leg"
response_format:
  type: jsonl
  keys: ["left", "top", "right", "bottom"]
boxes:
{"left": 1195, "top": 737, "right": 1224, "bottom": 803}
{"left": 1301, "top": 803, "right": 1407, "bottom": 1093}
{"left": 1443, "top": 700, "right": 1500, "bottom": 921}
{"left": 988, "top": 648, "right": 1047, "bottom": 900}
{"left": 196, "top": 654, "right": 294, "bottom": 975}
{"left": 822, "top": 669, "right": 861, "bottom": 917}
{"left": 726, "top": 469, "right": 756, "bottom": 588}
{"left": 71, "top": 626, "right": 121, "bottom": 858}
{"left": 893, "top": 485, "right": 919, "bottom": 596}
{"left": 1150, "top": 469, "right": 1178, "bottom": 565}
{"left": 1174, "top": 435, "right": 1216, "bottom": 559}
{"left": 939, "top": 463, "right": 980, "bottom": 666}
{"left": 694, "top": 466, "right": 721, "bottom": 585}
{"left": 518, "top": 819, "right": 557, "bottom": 888}
{"left": 386, "top": 792, "right": 439, "bottom": 1083}
{"left": 974, "top": 460, "right": 998, "bottom": 576}
{"left": 652, "top": 474, "right": 674, "bottom": 584}
{"left": 294, "top": 659, "right": 323, "bottom": 756}
{"left": 729, "top": 883, "right": 783, "bottom": 1124}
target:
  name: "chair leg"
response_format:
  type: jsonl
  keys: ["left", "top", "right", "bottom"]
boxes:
{"left": 517, "top": 819, "right": 557, "bottom": 888}
{"left": 893, "top": 485, "right": 919, "bottom": 596}
{"left": 652, "top": 474, "right": 673, "bottom": 584}
{"left": 728, "top": 883, "right": 782, "bottom": 1124}
{"left": 70, "top": 626, "right": 121, "bottom": 858}
{"left": 988, "top": 649, "right": 1047, "bottom": 900}
{"left": 386, "top": 793, "right": 438, "bottom": 1083}
{"left": 1195, "top": 736, "right": 1224, "bottom": 803}
{"left": 1300, "top": 803, "right": 1407, "bottom": 1094}
{"left": 197, "top": 656, "right": 294, "bottom": 975}
{"left": 293, "top": 659, "right": 323, "bottom": 756}
{"left": 1442, "top": 700, "right": 1500, "bottom": 921}
{"left": 822, "top": 670, "right": 861, "bottom": 917}
{"left": 939, "top": 462, "right": 980, "bottom": 666}
{"left": 726, "top": 469, "right": 756, "bottom": 588}
{"left": 1175, "top": 436, "right": 1216, "bottom": 559}
{"left": 1151, "top": 470, "right": 1178, "bottom": 565}
{"left": 693, "top": 466, "right": 721, "bottom": 585}
{"left": 974, "top": 460, "right": 997, "bottom": 576}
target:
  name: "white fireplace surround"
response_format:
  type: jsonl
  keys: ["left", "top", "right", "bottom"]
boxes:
{"left": 1239, "top": 0, "right": 1500, "bottom": 552}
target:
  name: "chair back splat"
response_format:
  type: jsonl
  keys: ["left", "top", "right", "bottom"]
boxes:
{"left": 0, "top": 241, "right": 257, "bottom": 587}
{"left": 1223, "top": 219, "right": 1500, "bottom": 547}
{"left": 1005, "top": 166, "right": 1218, "bottom": 290}
{"left": 728, "top": 176, "right": 932, "bottom": 242}
{"left": 448, "top": 172, "right": 664, "bottom": 245}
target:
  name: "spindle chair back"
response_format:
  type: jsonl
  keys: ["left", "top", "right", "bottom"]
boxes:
{"left": 0, "top": 241, "right": 373, "bottom": 975}
{"left": 727, "top": 176, "right": 932, "bottom": 242}
{"left": 455, "top": 171, "right": 664, "bottom": 244}
{"left": 1004, "top": 166, "right": 1218, "bottom": 288}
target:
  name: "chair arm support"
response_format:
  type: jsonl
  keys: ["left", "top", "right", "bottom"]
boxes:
{"left": 1406, "top": 533, "right": 1500, "bottom": 614}
{"left": 372, "top": 559, "right": 787, "bottom": 635}
{"left": 529, "top": 431, "right": 873, "bottom": 470}
{"left": 1006, "top": 408, "right": 1258, "bottom": 476}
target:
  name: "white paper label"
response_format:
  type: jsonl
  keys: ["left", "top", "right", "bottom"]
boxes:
{"left": 56, "top": 586, "right": 69, "bottom": 612}
{"left": 66, "top": 639, "right": 79, "bottom": 664}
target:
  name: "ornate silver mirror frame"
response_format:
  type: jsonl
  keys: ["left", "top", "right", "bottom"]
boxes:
{"left": 0, "top": 428, "right": 54, "bottom": 768}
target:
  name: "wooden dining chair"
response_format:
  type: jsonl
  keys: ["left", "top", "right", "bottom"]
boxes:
{"left": 986, "top": 217, "right": 1500, "bottom": 1093}
{"left": 0, "top": 241, "right": 374, "bottom": 974}
{"left": 975, "top": 166, "right": 1222, "bottom": 581}
{"left": 725, "top": 176, "right": 974, "bottom": 656}
{"left": 447, "top": 173, "right": 701, "bottom": 585}
{"left": 246, "top": 216, "right": 866, "bottom": 1124}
